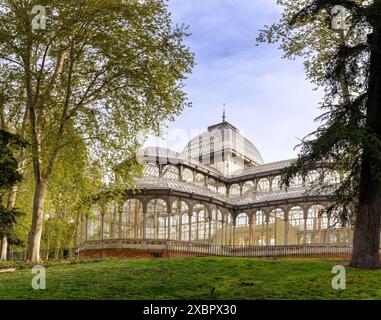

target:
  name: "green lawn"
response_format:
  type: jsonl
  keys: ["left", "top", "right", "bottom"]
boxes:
{"left": 0, "top": 257, "right": 380, "bottom": 300}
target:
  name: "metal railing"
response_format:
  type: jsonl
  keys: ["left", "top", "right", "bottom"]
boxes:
{"left": 8, "top": 243, "right": 379, "bottom": 261}
{"left": 165, "top": 243, "right": 355, "bottom": 259}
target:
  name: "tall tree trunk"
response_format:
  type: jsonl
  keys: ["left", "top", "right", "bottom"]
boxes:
{"left": 0, "top": 100, "right": 5, "bottom": 261}
{"left": 0, "top": 237, "right": 7, "bottom": 260}
{"left": 27, "top": 179, "right": 48, "bottom": 262}
{"left": 350, "top": 29, "right": 381, "bottom": 269}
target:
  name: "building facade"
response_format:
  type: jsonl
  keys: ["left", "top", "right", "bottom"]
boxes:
{"left": 77, "top": 120, "right": 353, "bottom": 256}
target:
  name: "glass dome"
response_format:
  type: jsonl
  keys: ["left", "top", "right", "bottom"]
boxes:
{"left": 181, "top": 121, "right": 264, "bottom": 176}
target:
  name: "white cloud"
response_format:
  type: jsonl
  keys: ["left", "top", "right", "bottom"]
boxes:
{"left": 144, "top": 0, "right": 323, "bottom": 163}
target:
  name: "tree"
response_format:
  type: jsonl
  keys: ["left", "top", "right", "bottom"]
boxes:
{"left": 350, "top": 1, "right": 381, "bottom": 268}
{"left": 0, "top": 129, "right": 25, "bottom": 259}
{"left": 258, "top": 0, "right": 381, "bottom": 268}
{"left": 0, "top": 0, "right": 194, "bottom": 262}
{"left": 39, "top": 130, "right": 104, "bottom": 258}
{"left": 0, "top": 48, "right": 29, "bottom": 259}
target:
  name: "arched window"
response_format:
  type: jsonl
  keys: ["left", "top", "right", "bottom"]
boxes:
{"left": 143, "top": 163, "right": 159, "bottom": 177}
{"left": 211, "top": 209, "right": 223, "bottom": 244}
{"left": 207, "top": 178, "right": 218, "bottom": 192}
{"left": 162, "top": 165, "right": 179, "bottom": 180}
{"left": 181, "top": 214, "right": 189, "bottom": 241}
{"left": 190, "top": 212, "right": 198, "bottom": 241}
{"left": 169, "top": 211, "right": 178, "bottom": 241}
{"left": 288, "top": 206, "right": 305, "bottom": 245}
{"left": 242, "top": 181, "right": 255, "bottom": 195}
{"left": 192, "top": 204, "right": 207, "bottom": 241}
{"left": 146, "top": 217, "right": 155, "bottom": 239}
{"left": 158, "top": 217, "right": 167, "bottom": 239}
{"left": 194, "top": 173, "right": 205, "bottom": 187}
{"left": 224, "top": 212, "right": 234, "bottom": 245}
{"left": 218, "top": 184, "right": 227, "bottom": 196}
{"left": 197, "top": 211, "right": 207, "bottom": 240}
{"left": 255, "top": 210, "right": 267, "bottom": 245}
{"left": 235, "top": 213, "right": 249, "bottom": 245}
{"left": 272, "top": 176, "right": 282, "bottom": 191}
{"left": 268, "top": 209, "right": 285, "bottom": 245}
{"left": 290, "top": 175, "right": 303, "bottom": 188}
{"left": 306, "top": 170, "right": 320, "bottom": 186}
{"left": 182, "top": 168, "right": 193, "bottom": 182}
{"left": 146, "top": 199, "right": 167, "bottom": 239}
{"left": 236, "top": 213, "right": 249, "bottom": 227}
{"left": 172, "top": 201, "right": 189, "bottom": 241}
{"left": 307, "top": 205, "right": 328, "bottom": 244}
{"left": 229, "top": 184, "right": 241, "bottom": 197}
{"left": 122, "top": 199, "right": 144, "bottom": 239}
{"left": 257, "top": 178, "right": 270, "bottom": 192}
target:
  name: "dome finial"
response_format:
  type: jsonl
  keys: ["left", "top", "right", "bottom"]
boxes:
{"left": 222, "top": 103, "right": 226, "bottom": 122}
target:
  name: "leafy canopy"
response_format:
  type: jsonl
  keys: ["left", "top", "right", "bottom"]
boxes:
{"left": 257, "top": 0, "right": 381, "bottom": 224}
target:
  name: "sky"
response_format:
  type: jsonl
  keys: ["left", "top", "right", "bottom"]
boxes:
{"left": 144, "top": 0, "right": 323, "bottom": 163}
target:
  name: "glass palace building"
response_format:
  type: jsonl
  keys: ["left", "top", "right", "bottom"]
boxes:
{"left": 77, "top": 119, "right": 353, "bottom": 257}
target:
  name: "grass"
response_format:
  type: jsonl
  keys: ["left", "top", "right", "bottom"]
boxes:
{"left": 0, "top": 257, "right": 381, "bottom": 300}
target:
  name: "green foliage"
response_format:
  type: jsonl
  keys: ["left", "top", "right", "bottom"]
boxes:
{"left": 0, "top": 0, "right": 194, "bottom": 255}
{"left": 40, "top": 131, "right": 102, "bottom": 250}
{"left": 0, "top": 0, "right": 194, "bottom": 174}
{"left": 0, "top": 129, "right": 26, "bottom": 244}
{"left": 0, "top": 0, "right": 194, "bottom": 179}
{"left": 0, "top": 207, "right": 23, "bottom": 246}
{"left": 0, "top": 130, "right": 25, "bottom": 190}
{"left": 257, "top": 0, "right": 381, "bottom": 223}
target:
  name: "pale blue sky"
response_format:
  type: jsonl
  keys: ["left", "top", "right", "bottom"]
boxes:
{"left": 144, "top": 0, "right": 323, "bottom": 163}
